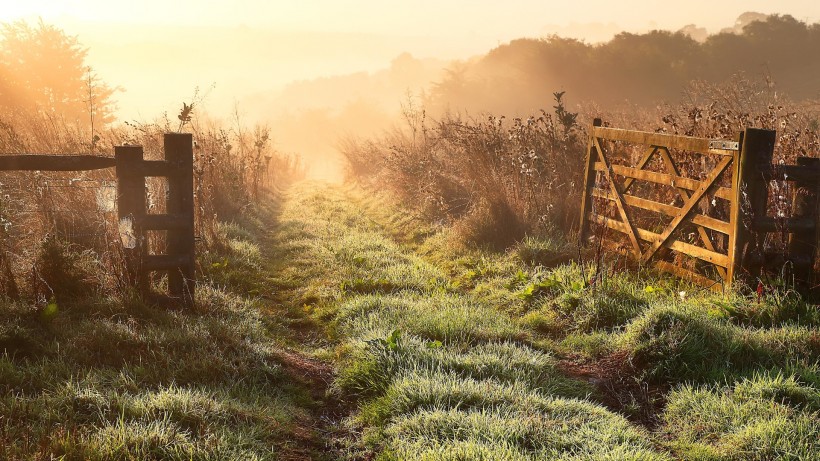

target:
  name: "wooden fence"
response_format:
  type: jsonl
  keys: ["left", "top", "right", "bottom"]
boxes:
{"left": 579, "top": 119, "right": 819, "bottom": 294}
{"left": 0, "top": 133, "right": 196, "bottom": 306}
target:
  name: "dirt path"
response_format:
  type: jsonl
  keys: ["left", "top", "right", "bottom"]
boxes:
{"left": 253, "top": 183, "right": 372, "bottom": 460}
{"left": 255, "top": 180, "right": 459, "bottom": 459}
{"left": 253, "top": 181, "right": 673, "bottom": 459}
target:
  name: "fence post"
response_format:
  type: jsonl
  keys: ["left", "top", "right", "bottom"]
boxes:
{"left": 164, "top": 133, "right": 196, "bottom": 306}
{"left": 578, "top": 118, "right": 602, "bottom": 245}
{"left": 115, "top": 145, "right": 148, "bottom": 294}
{"left": 788, "top": 157, "right": 819, "bottom": 297}
{"left": 729, "top": 128, "right": 775, "bottom": 286}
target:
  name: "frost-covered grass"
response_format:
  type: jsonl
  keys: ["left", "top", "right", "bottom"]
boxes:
{"left": 277, "top": 183, "right": 819, "bottom": 461}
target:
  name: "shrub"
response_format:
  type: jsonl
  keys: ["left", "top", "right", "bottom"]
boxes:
{"left": 34, "top": 236, "right": 99, "bottom": 300}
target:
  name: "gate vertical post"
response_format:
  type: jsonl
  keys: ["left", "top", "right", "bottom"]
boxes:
{"left": 115, "top": 145, "right": 148, "bottom": 294}
{"left": 578, "top": 118, "right": 602, "bottom": 244}
{"left": 729, "top": 128, "right": 775, "bottom": 286}
{"left": 788, "top": 157, "right": 819, "bottom": 298}
{"left": 164, "top": 133, "right": 196, "bottom": 306}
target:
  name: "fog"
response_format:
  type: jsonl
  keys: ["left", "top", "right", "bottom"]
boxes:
{"left": 2, "top": 1, "right": 819, "bottom": 180}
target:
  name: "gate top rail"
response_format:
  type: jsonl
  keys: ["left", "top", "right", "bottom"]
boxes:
{"left": 0, "top": 154, "right": 116, "bottom": 171}
{"left": 593, "top": 126, "right": 738, "bottom": 155}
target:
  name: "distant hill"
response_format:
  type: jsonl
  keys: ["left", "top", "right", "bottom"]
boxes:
{"left": 241, "top": 52, "right": 447, "bottom": 117}
{"left": 421, "top": 13, "right": 820, "bottom": 115}
{"left": 238, "top": 53, "right": 448, "bottom": 180}
{"left": 241, "top": 12, "right": 820, "bottom": 179}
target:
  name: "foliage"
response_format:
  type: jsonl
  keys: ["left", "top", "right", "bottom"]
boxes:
{"left": 424, "top": 15, "right": 820, "bottom": 115}
{"left": 0, "top": 19, "right": 117, "bottom": 127}
{"left": 342, "top": 92, "right": 585, "bottom": 248}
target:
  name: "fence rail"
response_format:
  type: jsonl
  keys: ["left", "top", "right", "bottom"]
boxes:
{"left": 579, "top": 119, "right": 819, "bottom": 295}
{"left": 0, "top": 155, "right": 117, "bottom": 171}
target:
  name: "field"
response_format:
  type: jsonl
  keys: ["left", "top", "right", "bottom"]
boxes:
{"left": 2, "top": 13, "right": 820, "bottom": 461}
{"left": 3, "top": 177, "right": 817, "bottom": 460}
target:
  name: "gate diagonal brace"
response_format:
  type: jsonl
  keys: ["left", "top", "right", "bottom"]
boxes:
{"left": 657, "top": 147, "right": 728, "bottom": 280}
{"left": 593, "top": 137, "right": 642, "bottom": 256}
{"left": 641, "top": 155, "right": 733, "bottom": 264}
{"left": 621, "top": 145, "right": 659, "bottom": 194}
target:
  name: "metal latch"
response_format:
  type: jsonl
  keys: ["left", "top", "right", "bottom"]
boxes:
{"left": 709, "top": 140, "right": 739, "bottom": 151}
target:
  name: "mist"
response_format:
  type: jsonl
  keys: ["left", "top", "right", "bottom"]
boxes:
{"left": 3, "top": 4, "right": 820, "bottom": 181}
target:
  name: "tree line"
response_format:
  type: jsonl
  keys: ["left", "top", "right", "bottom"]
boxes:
{"left": 425, "top": 14, "right": 820, "bottom": 115}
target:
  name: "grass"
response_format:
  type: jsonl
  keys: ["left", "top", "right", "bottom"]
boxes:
{"left": 3, "top": 181, "right": 818, "bottom": 460}
{"left": 268, "top": 182, "right": 819, "bottom": 460}
{"left": 0, "top": 197, "right": 329, "bottom": 460}
{"left": 270, "top": 183, "right": 672, "bottom": 459}
{"left": 663, "top": 373, "right": 820, "bottom": 459}
{"left": 620, "top": 303, "right": 820, "bottom": 382}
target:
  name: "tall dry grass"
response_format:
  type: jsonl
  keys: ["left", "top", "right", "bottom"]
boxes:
{"left": 0, "top": 105, "right": 304, "bottom": 302}
{"left": 343, "top": 92, "right": 585, "bottom": 248}
{"left": 343, "top": 77, "right": 820, "bottom": 260}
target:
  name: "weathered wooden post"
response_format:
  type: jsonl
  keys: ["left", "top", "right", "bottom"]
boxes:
{"left": 578, "top": 118, "right": 602, "bottom": 244}
{"left": 115, "top": 145, "right": 148, "bottom": 293}
{"left": 164, "top": 133, "right": 196, "bottom": 306}
{"left": 788, "top": 157, "right": 820, "bottom": 297}
{"left": 728, "top": 128, "right": 775, "bottom": 285}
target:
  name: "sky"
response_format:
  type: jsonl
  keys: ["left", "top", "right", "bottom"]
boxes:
{"left": 1, "top": 1, "right": 818, "bottom": 34}
{"left": 1, "top": 0, "right": 818, "bottom": 166}
{"left": 2, "top": 0, "right": 818, "bottom": 121}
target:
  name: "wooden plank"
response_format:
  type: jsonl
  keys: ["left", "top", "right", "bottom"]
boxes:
{"left": 143, "top": 254, "right": 191, "bottom": 271}
{"left": 131, "top": 160, "right": 182, "bottom": 177}
{"left": 164, "top": 133, "right": 196, "bottom": 307}
{"left": 641, "top": 156, "right": 733, "bottom": 263}
{"left": 594, "top": 137, "right": 642, "bottom": 255}
{"left": 591, "top": 188, "right": 731, "bottom": 234}
{"left": 0, "top": 154, "right": 116, "bottom": 171}
{"left": 598, "top": 237, "right": 723, "bottom": 289}
{"left": 787, "top": 157, "right": 820, "bottom": 297}
{"left": 593, "top": 162, "right": 734, "bottom": 201}
{"left": 726, "top": 140, "right": 743, "bottom": 286}
{"left": 764, "top": 251, "right": 813, "bottom": 268}
{"left": 753, "top": 216, "right": 815, "bottom": 232}
{"left": 731, "top": 128, "right": 776, "bottom": 283}
{"left": 115, "top": 146, "right": 148, "bottom": 294}
{"left": 593, "top": 126, "right": 734, "bottom": 156}
{"left": 759, "top": 164, "right": 820, "bottom": 182}
{"left": 590, "top": 215, "right": 730, "bottom": 268}
{"left": 653, "top": 260, "right": 722, "bottom": 290}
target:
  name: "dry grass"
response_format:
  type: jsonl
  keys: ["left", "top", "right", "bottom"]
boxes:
{"left": 343, "top": 78, "right": 820, "bottom": 287}
{"left": 342, "top": 92, "right": 585, "bottom": 248}
{"left": 0, "top": 105, "right": 305, "bottom": 303}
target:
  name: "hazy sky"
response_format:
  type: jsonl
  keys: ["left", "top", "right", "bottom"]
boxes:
{"left": 2, "top": 1, "right": 819, "bottom": 121}
{"left": 2, "top": 1, "right": 818, "bottom": 33}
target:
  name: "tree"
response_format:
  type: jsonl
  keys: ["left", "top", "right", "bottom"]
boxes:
{"left": 0, "top": 19, "right": 116, "bottom": 126}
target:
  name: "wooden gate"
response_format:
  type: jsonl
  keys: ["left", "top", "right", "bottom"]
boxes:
{"left": 579, "top": 119, "right": 820, "bottom": 293}
{"left": 0, "top": 133, "right": 196, "bottom": 305}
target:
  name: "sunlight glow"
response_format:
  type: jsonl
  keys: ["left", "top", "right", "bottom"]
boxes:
{"left": 0, "top": 5, "right": 31, "bottom": 22}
